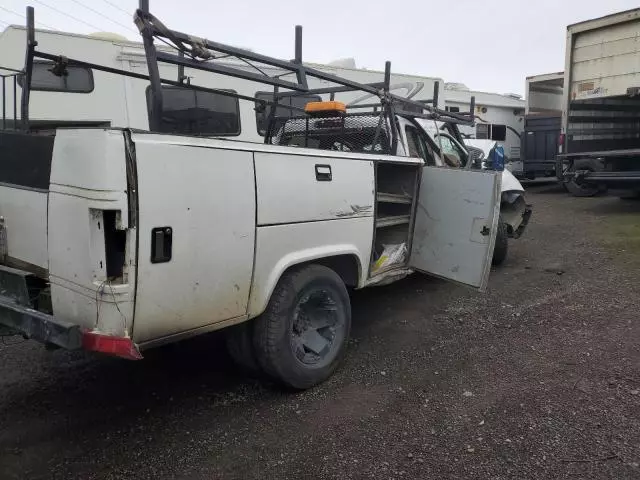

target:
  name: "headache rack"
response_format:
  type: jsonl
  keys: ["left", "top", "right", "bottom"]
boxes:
{"left": 16, "top": 1, "right": 476, "bottom": 146}
{"left": 268, "top": 111, "right": 394, "bottom": 154}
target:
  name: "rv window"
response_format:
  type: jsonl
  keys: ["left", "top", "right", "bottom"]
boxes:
{"left": 445, "top": 106, "right": 460, "bottom": 113}
{"left": 255, "top": 92, "right": 321, "bottom": 135}
{"left": 476, "top": 123, "right": 507, "bottom": 142}
{"left": 476, "top": 123, "right": 489, "bottom": 139}
{"left": 146, "top": 86, "right": 241, "bottom": 136}
{"left": 490, "top": 124, "right": 507, "bottom": 142}
{"left": 401, "top": 103, "right": 424, "bottom": 114}
{"left": 18, "top": 61, "right": 94, "bottom": 93}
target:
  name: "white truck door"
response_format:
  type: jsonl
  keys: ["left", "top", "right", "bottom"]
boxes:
{"left": 130, "top": 134, "right": 256, "bottom": 343}
{"left": 409, "top": 167, "right": 501, "bottom": 291}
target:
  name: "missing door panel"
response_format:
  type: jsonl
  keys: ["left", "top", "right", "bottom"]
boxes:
{"left": 103, "top": 210, "right": 127, "bottom": 279}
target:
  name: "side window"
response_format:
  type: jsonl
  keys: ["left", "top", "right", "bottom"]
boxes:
{"left": 405, "top": 126, "right": 422, "bottom": 158}
{"left": 255, "top": 92, "right": 321, "bottom": 135}
{"left": 476, "top": 123, "right": 507, "bottom": 142}
{"left": 490, "top": 124, "right": 507, "bottom": 141}
{"left": 146, "top": 86, "right": 240, "bottom": 136}
{"left": 438, "top": 135, "right": 466, "bottom": 168}
{"left": 405, "top": 125, "right": 435, "bottom": 166}
{"left": 18, "top": 61, "right": 94, "bottom": 93}
{"left": 476, "top": 123, "right": 489, "bottom": 139}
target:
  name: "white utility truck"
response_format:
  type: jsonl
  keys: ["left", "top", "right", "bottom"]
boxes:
{"left": 558, "top": 8, "right": 640, "bottom": 197}
{"left": 0, "top": 6, "right": 502, "bottom": 389}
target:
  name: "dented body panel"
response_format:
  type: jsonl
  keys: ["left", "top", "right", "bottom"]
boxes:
{"left": 254, "top": 153, "right": 374, "bottom": 225}
{"left": 249, "top": 218, "right": 373, "bottom": 317}
{"left": 47, "top": 129, "right": 134, "bottom": 336}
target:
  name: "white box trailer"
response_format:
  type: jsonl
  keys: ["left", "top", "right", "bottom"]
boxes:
{"left": 559, "top": 8, "right": 640, "bottom": 196}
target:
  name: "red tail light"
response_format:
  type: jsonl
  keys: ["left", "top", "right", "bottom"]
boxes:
{"left": 82, "top": 331, "right": 143, "bottom": 360}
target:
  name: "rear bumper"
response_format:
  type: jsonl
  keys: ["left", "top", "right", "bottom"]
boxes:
{"left": 0, "top": 265, "right": 83, "bottom": 349}
{"left": 0, "top": 292, "right": 83, "bottom": 349}
{"left": 0, "top": 265, "right": 141, "bottom": 358}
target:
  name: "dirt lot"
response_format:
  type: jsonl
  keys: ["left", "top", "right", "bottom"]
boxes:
{"left": 1, "top": 183, "right": 640, "bottom": 480}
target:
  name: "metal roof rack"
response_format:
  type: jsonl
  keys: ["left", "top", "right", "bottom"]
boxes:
{"left": 19, "top": 1, "right": 476, "bottom": 141}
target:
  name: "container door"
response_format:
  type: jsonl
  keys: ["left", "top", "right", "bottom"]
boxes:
{"left": 409, "top": 167, "right": 501, "bottom": 291}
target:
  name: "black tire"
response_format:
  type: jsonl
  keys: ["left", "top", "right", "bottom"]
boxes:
{"left": 492, "top": 219, "right": 508, "bottom": 266}
{"left": 225, "top": 320, "right": 261, "bottom": 374}
{"left": 253, "top": 264, "right": 351, "bottom": 390}
{"left": 565, "top": 177, "right": 601, "bottom": 197}
{"left": 564, "top": 159, "right": 605, "bottom": 197}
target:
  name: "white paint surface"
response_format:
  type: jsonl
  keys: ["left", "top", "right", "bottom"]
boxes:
{"left": 47, "top": 130, "right": 134, "bottom": 334}
{"left": 131, "top": 135, "right": 256, "bottom": 343}
{"left": 568, "top": 9, "right": 640, "bottom": 99}
{"left": 410, "top": 167, "right": 501, "bottom": 291}
{"left": 249, "top": 217, "right": 373, "bottom": 317}
{"left": 255, "top": 153, "right": 374, "bottom": 225}
{"left": 0, "top": 186, "right": 48, "bottom": 269}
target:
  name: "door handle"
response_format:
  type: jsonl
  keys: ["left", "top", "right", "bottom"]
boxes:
{"left": 151, "top": 226, "right": 173, "bottom": 263}
{"left": 315, "top": 164, "right": 332, "bottom": 181}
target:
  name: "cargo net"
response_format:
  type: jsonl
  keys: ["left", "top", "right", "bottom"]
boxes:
{"left": 269, "top": 112, "right": 392, "bottom": 154}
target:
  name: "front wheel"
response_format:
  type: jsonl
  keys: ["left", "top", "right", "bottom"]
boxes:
{"left": 492, "top": 219, "right": 508, "bottom": 266}
{"left": 253, "top": 264, "right": 351, "bottom": 390}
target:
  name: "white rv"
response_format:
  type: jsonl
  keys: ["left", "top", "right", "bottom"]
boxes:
{"left": 444, "top": 83, "right": 525, "bottom": 174}
{"left": 0, "top": 25, "right": 443, "bottom": 140}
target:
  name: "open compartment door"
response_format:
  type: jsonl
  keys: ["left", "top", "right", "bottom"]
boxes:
{"left": 409, "top": 167, "right": 501, "bottom": 291}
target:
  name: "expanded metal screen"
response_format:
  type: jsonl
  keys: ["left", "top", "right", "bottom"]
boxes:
{"left": 269, "top": 112, "right": 392, "bottom": 154}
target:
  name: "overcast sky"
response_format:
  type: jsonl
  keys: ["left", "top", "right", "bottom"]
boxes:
{"left": 2, "top": 0, "right": 639, "bottom": 95}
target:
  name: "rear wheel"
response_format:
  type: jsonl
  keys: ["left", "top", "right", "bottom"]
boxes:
{"left": 565, "top": 176, "right": 601, "bottom": 197}
{"left": 565, "top": 159, "right": 604, "bottom": 197}
{"left": 225, "top": 320, "right": 261, "bottom": 374}
{"left": 253, "top": 265, "right": 351, "bottom": 390}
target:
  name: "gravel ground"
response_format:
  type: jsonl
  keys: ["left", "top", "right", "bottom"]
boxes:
{"left": 1, "top": 183, "right": 640, "bottom": 480}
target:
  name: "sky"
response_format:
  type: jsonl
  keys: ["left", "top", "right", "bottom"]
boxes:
{"left": 1, "top": 0, "right": 639, "bottom": 96}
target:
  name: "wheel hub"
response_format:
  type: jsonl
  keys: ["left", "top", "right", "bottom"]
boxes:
{"left": 291, "top": 289, "right": 341, "bottom": 366}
